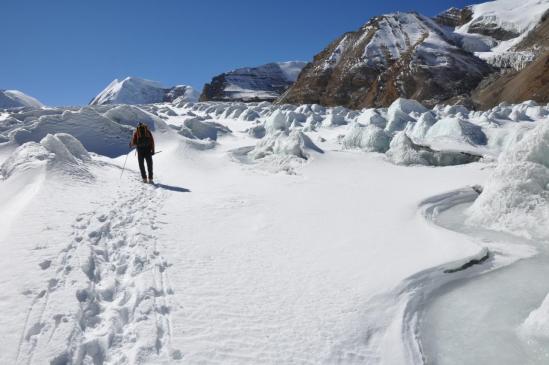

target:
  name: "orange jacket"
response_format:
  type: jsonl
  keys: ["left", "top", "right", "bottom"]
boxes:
{"left": 131, "top": 126, "right": 155, "bottom": 152}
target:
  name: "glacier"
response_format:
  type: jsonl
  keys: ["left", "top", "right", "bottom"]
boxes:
{"left": 1, "top": 94, "right": 548, "bottom": 364}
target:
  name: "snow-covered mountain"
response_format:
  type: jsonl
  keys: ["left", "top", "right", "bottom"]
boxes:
{"left": 279, "top": 0, "right": 549, "bottom": 109}
{"left": 0, "top": 89, "right": 44, "bottom": 109}
{"left": 279, "top": 12, "right": 491, "bottom": 109}
{"left": 200, "top": 61, "right": 306, "bottom": 102}
{"left": 90, "top": 77, "right": 199, "bottom": 105}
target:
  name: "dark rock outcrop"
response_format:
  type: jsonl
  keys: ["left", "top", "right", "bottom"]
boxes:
{"left": 434, "top": 7, "right": 473, "bottom": 28}
{"left": 472, "top": 50, "right": 549, "bottom": 108}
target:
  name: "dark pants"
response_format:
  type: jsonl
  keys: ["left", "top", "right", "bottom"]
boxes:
{"left": 137, "top": 149, "right": 153, "bottom": 180}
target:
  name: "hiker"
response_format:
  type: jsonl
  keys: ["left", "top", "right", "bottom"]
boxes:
{"left": 130, "top": 122, "right": 155, "bottom": 183}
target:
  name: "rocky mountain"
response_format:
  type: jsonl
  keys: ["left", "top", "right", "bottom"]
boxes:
{"left": 278, "top": 12, "right": 491, "bottom": 109}
{"left": 90, "top": 77, "right": 199, "bottom": 106}
{"left": 200, "top": 61, "right": 306, "bottom": 102}
{"left": 434, "top": 7, "right": 473, "bottom": 28}
{"left": 278, "top": 0, "right": 549, "bottom": 110}
{"left": 0, "top": 89, "right": 44, "bottom": 109}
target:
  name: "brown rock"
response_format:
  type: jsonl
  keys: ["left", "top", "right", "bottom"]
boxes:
{"left": 278, "top": 13, "right": 490, "bottom": 109}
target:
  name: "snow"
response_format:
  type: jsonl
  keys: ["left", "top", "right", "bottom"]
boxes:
{"left": 467, "top": 119, "right": 549, "bottom": 240}
{"left": 468, "top": 0, "right": 548, "bottom": 36}
{"left": 0, "top": 90, "right": 45, "bottom": 110}
{"left": 335, "top": 12, "right": 488, "bottom": 78}
{"left": 0, "top": 96, "right": 548, "bottom": 364}
{"left": 363, "top": 13, "right": 428, "bottom": 66}
{"left": 386, "top": 98, "right": 429, "bottom": 133}
{"left": 425, "top": 117, "right": 488, "bottom": 146}
{"left": 211, "top": 62, "right": 306, "bottom": 101}
{"left": 342, "top": 123, "right": 391, "bottom": 153}
{"left": 249, "top": 129, "right": 323, "bottom": 161}
{"left": 90, "top": 77, "right": 198, "bottom": 106}
{"left": 521, "top": 293, "right": 549, "bottom": 340}
{"left": 178, "top": 118, "right": 231, "bottom": 141}
{"left": 455, "top": 0, "right": 549, "bottom": 66}
{"left": 355, "top": 108, "right": 387, "bottom": 128}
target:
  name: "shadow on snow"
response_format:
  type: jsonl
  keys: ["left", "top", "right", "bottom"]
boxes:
{"left": 154, "top": 183, "right": 191, "bottom": 193}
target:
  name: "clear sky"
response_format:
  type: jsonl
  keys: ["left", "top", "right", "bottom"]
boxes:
{"left": 3, "top": 0, "right": 479, "bottom": 106}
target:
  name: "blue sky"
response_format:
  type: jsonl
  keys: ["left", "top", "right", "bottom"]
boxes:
{"left": 3, "top": 0, "right": 478, "bottom": 106}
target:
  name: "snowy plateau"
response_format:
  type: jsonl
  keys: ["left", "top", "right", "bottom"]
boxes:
{"left": 1, "top": 95, "right": 549, "bottom": 365}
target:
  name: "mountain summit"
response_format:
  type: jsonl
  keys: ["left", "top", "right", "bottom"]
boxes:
{"left": 0, "top": 89, "right": 44, "bottom": 109}
{"left": 90, "top": 77, "right": 199, "bottom": 106}
{"left": 278, "top": 12, "right": 491, "bottom": 108}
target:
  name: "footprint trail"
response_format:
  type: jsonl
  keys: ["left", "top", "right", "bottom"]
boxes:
{"left": 15, "top": 181, "right": 181, "bottom": 364}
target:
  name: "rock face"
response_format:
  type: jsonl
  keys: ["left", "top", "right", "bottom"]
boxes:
{"left": 90, "top": 77, "right": 199, "bottom": 106}
{"left": 434, "top": 7, "right": 473, "bottom": 28}
{"left": 0, "top": 90, "right": 44, "bottom": 109}
{"left": 200, "top": 61, "right": 306, "bottom": 102}
{"left": 279, "top": 12, "right": 491, "bottom": 109}
{"left": 473, "top": 50, "right": 549, "bottom": 108}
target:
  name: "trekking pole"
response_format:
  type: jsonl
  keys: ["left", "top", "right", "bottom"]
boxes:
{"left": 120, "top": 148, "right": 131, "bottom": 180}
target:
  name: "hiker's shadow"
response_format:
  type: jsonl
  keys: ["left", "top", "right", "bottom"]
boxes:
{"left": 154, "top": 183, "right": 191, "bottom": 193}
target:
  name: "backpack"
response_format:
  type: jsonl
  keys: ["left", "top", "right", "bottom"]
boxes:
{"left": 135, "top": 124, "right": 152, "bottom": 149}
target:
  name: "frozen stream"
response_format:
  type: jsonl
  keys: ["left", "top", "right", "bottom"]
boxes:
{"left": 420, "top": 202, "right": 549, "bottom": 365}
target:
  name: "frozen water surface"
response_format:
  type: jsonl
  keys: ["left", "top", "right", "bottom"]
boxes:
{"left": 421, "top": 203, "right": 549, "bottom": 365}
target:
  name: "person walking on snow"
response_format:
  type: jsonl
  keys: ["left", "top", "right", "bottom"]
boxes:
{"left": 130, "top": 122, "right": 155, "bottom": 183}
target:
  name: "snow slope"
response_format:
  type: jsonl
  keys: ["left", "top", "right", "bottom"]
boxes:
{"left": 453, "top": 0, "right": 549, "bottom": 68}
{"left": 0, "top": 90, "right": 45, "bottom": 110}
{"left": 0, "top": 98, "right": 548, "bottom": 364}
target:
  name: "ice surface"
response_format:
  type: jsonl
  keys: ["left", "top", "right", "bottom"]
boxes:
{"left": 421, "top": 201, "right": 549, "bottom": 365}
{"left": 1, "top": 133, "right": 90, "bottom": 180}
{"left": 425, "top": 117, "right": 488, "bottom": 146}
{"left": 249, "top": 129, "right": 323, "bottom": 161}
{"left": 179, "top": 118, "right": 231, "bottom": 140}
{"left": 521, "top": 293, "right": 549, "bottom": 340}
{"left": 9, "top": 107, "right": 133, "bottom": 157}
{"left": 468, "top": 120, "right": 549, "bottom": 239}
{"left": 385, "top": 98, "right": 428, "bottom": 133}
{"left": 356, "top": 108, "right": 387, "bottom": 128}
{"left": 0, "top": 142, "right": 52, "bottom": 179}
{"left": 342, "top": 123, "right": 390, "bottom": 153}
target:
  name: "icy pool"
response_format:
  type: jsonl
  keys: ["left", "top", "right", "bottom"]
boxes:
{"left": 420, "top": 203, "right": 549, "bottom": 365}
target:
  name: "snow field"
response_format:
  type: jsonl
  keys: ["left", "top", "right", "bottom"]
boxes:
{"left": 0, "top": 96, "right": 548, "bottom": 364}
